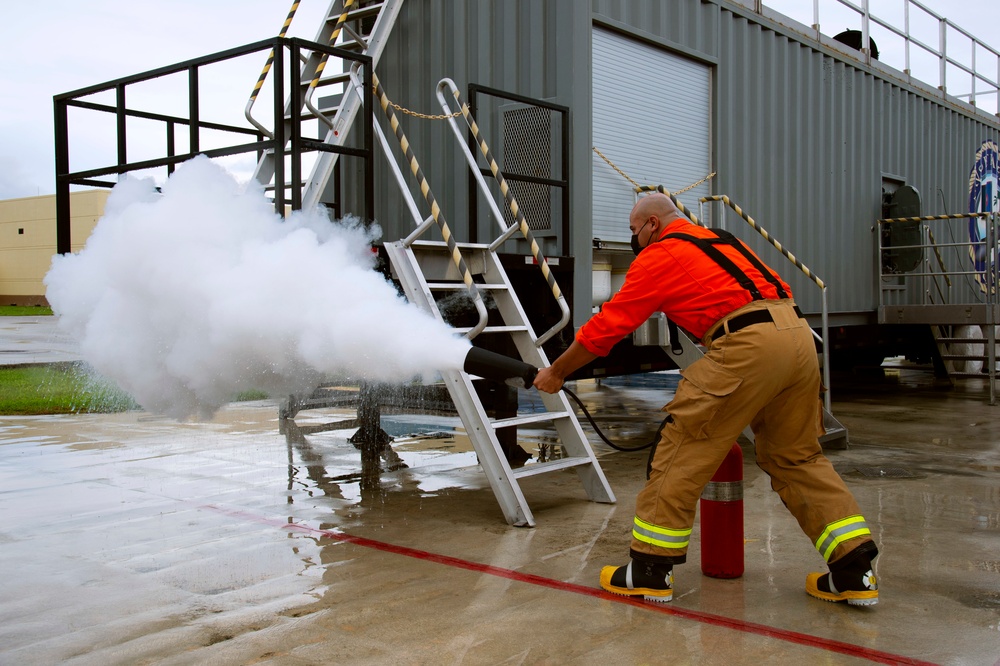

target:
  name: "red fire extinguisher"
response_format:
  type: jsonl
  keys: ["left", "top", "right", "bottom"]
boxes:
{"left": 700, "top": 442, "right": 744, "bottom": 578}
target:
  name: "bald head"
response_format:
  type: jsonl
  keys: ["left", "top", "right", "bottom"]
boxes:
{"left": 628, "top": 192, "right": 684, "bottom": 242}
{"left": 631, "top": 192, "right": 680, "bottom": 224}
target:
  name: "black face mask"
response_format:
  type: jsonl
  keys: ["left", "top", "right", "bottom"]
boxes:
{"left": 630, "top": 220, "right": 652, "bottom": 256}
{"left": 630, "top": 233, "right": 644, "bottom": 256}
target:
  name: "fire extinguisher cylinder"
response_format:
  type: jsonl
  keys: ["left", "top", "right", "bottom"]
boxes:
{"left": 699, "top": 442, "right": 745, "bottom": 578}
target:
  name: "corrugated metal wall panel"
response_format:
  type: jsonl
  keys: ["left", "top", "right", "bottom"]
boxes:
{"left": 351, "top": 0, "right": 574, "bottom": 243}
{"left": 709, "top": 5, "right": 1000, "bottom": 315}
{"left": 591, "top": 0, "right": 716, "bottom": 55}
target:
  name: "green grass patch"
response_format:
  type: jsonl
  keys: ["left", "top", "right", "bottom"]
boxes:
{"left": 0, "top": 363, "right": 139, "bottom": 415}
{"left": 0, "top": 363, "right": 277, "bottom": 415}
{"left": 233, "top": 389, "right": 270, "bottom": 402}
{"left": 0, "top": 305, "right": 53, "bottom": 316}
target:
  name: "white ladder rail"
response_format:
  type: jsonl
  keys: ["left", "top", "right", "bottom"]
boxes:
{"left": 301, "top": 0, "right": 405, "bottom": 209}
{"left": 250, "top": 0, "right": 405, "bottom": 210}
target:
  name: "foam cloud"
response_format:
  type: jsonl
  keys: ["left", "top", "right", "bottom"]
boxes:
{"left": 45, "top": 156, "right": 470, "bottom": 419}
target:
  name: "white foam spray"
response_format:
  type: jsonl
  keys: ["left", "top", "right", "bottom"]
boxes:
{"left": 45, "top": 156, "right": 472, "bottom": 420}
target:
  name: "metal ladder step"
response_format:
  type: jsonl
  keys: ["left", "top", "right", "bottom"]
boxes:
{"left": 410, "top": 239, "right": 493, "bottom": 251}
{"left": 332, "top": 2, "right": 387, "bottom": 23}
{"left": 453, "top": 325, "right": 529, "bottom": 335}
{"left": 294, "top": 72, "right": 352, "bottom": 93}
{"left": 490, "top": 412, "right": 570, "bottom": 429}
{"left": 426, "top": 282, "right": 509, "bottom": 291}
{"left": 511, "top": 456, "right": 594, "bottom": 479}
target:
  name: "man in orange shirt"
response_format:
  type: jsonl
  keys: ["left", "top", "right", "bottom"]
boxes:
{"left": 534, "top": 192, "right": 878, "bottom": 606}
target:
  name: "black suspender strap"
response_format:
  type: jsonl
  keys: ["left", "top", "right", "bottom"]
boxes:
{"left": 663, "top": 231, "right": 764, "bottom": 300}
{"left": 709, "top": 228, "right": 789, "bottom": 299}
{"left": 663, "top": 228, "right": 789, "bottom": 300}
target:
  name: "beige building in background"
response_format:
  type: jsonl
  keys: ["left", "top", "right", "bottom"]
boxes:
{"left": 0, "top": 190, "right": 109, "bottom": 306}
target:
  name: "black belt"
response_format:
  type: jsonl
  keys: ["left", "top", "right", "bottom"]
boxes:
{"left": 710, "top": 305, "right": 804, "bottom": 342}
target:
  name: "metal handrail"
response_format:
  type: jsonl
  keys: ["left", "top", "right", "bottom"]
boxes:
{"left": 301, "top": 0, "right": 359, "bottom": 130}
{"left": 54, "top": 37, "right": 377, "bottom": 253}
{"left": 435, "top": 77, "right": 571, "bottom": 347}
{"left": 877, "top": 212, "right": 995, "bottom": 304}
{"left": 244, "top": 0, "right": 302, "bottom": 138}
{"left": 876, "top": 212, "right": 999, "bottom": 401}
{"left": 758, "top": 0, "right": 1000, "bottom": 115}
{"left": 348, "top": 67, "right": 489, "bottom": 340}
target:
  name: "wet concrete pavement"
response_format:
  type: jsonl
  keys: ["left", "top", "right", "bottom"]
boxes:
{"left": 0, "top": 316, "right": 81, "bottom": 366}
{"left": 2, "top": 338, "right": 1000, "bottom": 664}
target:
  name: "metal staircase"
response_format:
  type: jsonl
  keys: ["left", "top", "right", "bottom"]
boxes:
{"left": 877, "top": 211, "right": 1000, "bottom": 403}
{"left": 248, "top": 0, "right": 404, "bottom": 209}
{"left": 247, "top": 20, "right": 617, "bottom": 524}
{"left": 386, "top": 239, "right": 616, "bottom": 526}
{"left": 350, "top": 71, "right": 615, "bottom": 526}
{"left": 931, "top": 324, "right": 996, "bottom": 383}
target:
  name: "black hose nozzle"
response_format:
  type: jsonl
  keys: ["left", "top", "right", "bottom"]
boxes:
{"left": 463, "top": 347, "right": 538, "bottom": 389}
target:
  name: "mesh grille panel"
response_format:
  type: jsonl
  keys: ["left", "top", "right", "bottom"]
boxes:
{"left": 501, "top": 106, "right": 553, "bottom": 231}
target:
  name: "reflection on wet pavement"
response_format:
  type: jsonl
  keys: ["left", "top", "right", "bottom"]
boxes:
{"left": 2, "top": 367, "right": 1000, "bottom": 664}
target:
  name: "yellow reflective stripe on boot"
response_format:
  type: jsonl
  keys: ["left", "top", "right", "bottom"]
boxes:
{"left": 632, "top": 517, "right": 691, "bottom": 549}
{"left": 814, "top": 515, "right": 871, "bottom": 561}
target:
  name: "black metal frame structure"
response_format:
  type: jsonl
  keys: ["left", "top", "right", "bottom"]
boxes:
{"left": 53, "top": 37, "right": 374, "bottom": 254}
{"left": 466, "top": 84, "right": 571, "bottom": 257}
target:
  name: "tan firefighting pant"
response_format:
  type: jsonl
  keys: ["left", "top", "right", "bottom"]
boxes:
{"left": 631, "top": 299, "right": 874, "bottom": 566}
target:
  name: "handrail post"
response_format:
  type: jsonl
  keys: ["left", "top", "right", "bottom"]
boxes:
{"left": 290, "top": 41, "right": 302, "bottom": 212}
{"left": 272, "top": 43, "right": 285, "bottom": 216}
{"left": 116, "top": 83, "right": 127, "bottom": 177}
{"left": 436, "top": 78, "right": 571, "bottom": 347}
{"left": 363, "top": 57, "right": 374, "bottom": 223}
{"left": 54, "top": 96, "right": 71, "bottom": 255}
{"left": 990, "top": 213, "right": 997, "bottom": 405}
{"left": 187, "top": 67, "right": 199, "bottom": 156}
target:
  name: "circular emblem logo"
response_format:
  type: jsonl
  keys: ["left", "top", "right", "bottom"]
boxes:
{"left": 968, "top": 140, "right": 1000, "bottom": 291}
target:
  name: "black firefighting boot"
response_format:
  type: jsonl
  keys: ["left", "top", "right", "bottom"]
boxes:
{"left": 806, "top": 542, "right": 879, "bottom": 606}
{"left": 599, "top": 558, "right": 673, "bottom": 603}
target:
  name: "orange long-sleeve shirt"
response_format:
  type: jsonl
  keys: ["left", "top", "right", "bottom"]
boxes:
{"left": 577, "top": 219, "right": 793, "bottom": 356}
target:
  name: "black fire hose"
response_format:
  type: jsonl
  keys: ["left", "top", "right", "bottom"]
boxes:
{"left": 463, "top": 347, "right": 667, "bottom": 452}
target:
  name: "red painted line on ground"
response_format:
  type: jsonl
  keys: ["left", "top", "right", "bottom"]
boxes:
{"left": 205, "top": 505, "right": 936, "bottom": 666}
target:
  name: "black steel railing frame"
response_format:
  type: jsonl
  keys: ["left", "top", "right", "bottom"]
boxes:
{"left": 54, "top": 37, "right": 374, "bottom": 254}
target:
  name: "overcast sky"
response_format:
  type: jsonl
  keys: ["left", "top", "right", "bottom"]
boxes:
{"left": 1, "top": 0, "right": 998, "bottom": 200}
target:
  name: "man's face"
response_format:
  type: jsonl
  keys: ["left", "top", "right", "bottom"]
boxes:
{"left": 630, "top": 215, "right": 656, "bottom": 246}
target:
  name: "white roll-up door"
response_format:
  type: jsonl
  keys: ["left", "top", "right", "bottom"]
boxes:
{"left": 592, "top": 27, "right": 712, "bottom": 243}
